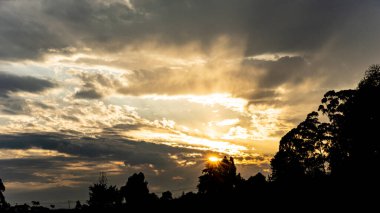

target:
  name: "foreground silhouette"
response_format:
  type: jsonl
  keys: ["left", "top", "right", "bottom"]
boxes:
{"left": 0, "top": 179, "right": 7, "bottom": 209}
{"left": 1, "top": 65, "right": 380, "bottom": 212}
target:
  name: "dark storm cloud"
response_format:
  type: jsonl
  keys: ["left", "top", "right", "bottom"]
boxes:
{"left": 0, "top": 72, "right": 55, "bottom": 97}
{"left": 132, "top": 0, "right": 347, "bottom": 55}
{"left": 1, "top": 0, "right": 379, "bottom": 59}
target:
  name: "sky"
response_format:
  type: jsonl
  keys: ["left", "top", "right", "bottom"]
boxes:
{"left": 1, "top": 0, "right": 380, "bottom": 207}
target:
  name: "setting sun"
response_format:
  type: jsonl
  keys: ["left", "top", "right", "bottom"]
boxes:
{"left": 208, "top": 156, "right": 220, "bottom": 163}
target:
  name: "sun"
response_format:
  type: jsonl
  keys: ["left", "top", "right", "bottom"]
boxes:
{"left": 208, "top": 156, "right": 220, "bottom": 163}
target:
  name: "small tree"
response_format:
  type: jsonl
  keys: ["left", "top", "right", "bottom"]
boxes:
{"left": 160, "top": 191, "right": 173, "bottom": 201}
{"left": 31, "top": 201, "right": 40, "bottom": 207}
{"left": 88, "top": 173, "right": 121, "bottom": 208}
{"left": 75, "top": 201, "right": 82, "bottom": 210}
{"left": 120, "top": 172, "right": 150, "bottom": 204}
{"left": 198, "top": 156, "right": 238, "bottom": 195}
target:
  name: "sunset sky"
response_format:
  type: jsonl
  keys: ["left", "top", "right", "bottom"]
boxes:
{"left": 1, "top": 0, "right": 380, "bottom": 206}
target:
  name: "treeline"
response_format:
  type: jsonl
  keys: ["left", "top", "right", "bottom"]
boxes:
{"left": 82, "top": 156, "right": 273, "bottom": 212}
{"left": 1, "top": 65, "right": 380, "bottom": 212}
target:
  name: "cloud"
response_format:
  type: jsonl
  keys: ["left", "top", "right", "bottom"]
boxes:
{"left": 242, "top": 56, "right": 312, "bottom": 89}
{"left": 0, "top": 72, "right": 55, "bottom": 114}
{"left": 1, "top": 0, "right": 378, "bottom": 108}
{"left": 118, "top": 68, "right": 230, "bottom": 95}
{"left": 0, "top": 133, "right": 182, "bottom": 168}
{"left": 0, "top": 97, "right": 30, "bottom": 115}
{"left": 0, "top": 71, "right": 55, "bottom": 97}
{"left": 0, "top": 132, "right": 211, "bottom": 203}
{"left": 73, "top": 72, "right": 123, "bottom": 99}
{"left": 0, "top": 0, "right": 378, "bottom": 62}
{"left": 74, "top": 89, "right": 103, "bottom": 99}
{"left": 115, "top": 56, "right": 314, "bottom": 108}
{"left": 0, "top": 1, "right": 68, "bottom": 60}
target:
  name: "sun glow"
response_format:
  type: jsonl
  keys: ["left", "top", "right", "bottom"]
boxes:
{"left": 208, "top": 156, "right": 220, "bottom": 163}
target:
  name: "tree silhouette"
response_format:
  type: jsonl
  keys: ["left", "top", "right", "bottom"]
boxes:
{"left": 318, "top": 89, "right": 356, "bottom": 177}
{"left": 88, "top": 173, "right": 121, "bottom": 208}
{"left": 247, "top": 172, "right": 267, "bottom": 187}
{"left": 272, "top": 64, "right": 380, "bottom": 190}
{"left": 0, "top": 179, "right": 6, "bottom": 209}
{"left": 120, "top": 172, "right": 150, "bottom": 204}
{"left": 75, "top": 201, "right": 82, "bottom": 210}
{"left": 330, "top": 65, "right": 380, "bottom": 180}
{"left": 198, "top": 156, "right": 238, "bottom": 195}
{"left": 316, "top": 65, "right": 380, "bottom": 181}
{"left": 31, "top": 201, "right": 40, "bottom": 207}
{"left": 160, "top": 191, "right": 173, "bottom": 201}
{"left": 271, "top": 112, "right": 330, "bottom": 182}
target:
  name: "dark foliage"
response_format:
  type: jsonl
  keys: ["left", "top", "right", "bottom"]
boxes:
{"left": 198, "top": 156, "right": 238, "bottom": 195}
{"left": 272, "top": 64, "right": 380, "bottom": 185}
{"left": 87, "top": 173, "right": 122, "bottom": 209}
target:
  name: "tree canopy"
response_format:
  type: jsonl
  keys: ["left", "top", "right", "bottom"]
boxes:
{"left": 271, "top": 64, "right": 380, "bottom": 183}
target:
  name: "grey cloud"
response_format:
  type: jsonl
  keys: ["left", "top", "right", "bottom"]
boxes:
{"left": 0, "top": 1, "right": 68, "bottom": 60}
{"left": 0, "top": 133, "right": 201, "bottom": 166}
{"left": 0, "top": 97, "right": 30, "bottom": 115}
{"left": 242, "top": 56, "right": 312, "bottom": 89}
{"left": 0, "top": 72, "right": 55, "bottom": 114}
{"left": 32, "top": 101, "right": 55, "bottom": 110}
{"left": 129, "top": 0, "right": 347, "bottom": 55}
{"left": 0, "top": 72, "right": 55, "bottom": 97}
{"left": 235, "top": 87, "right": 278, "bottom": 100}
{"left": 73, "top": 72, "right": 122, "bottom": 99}
{"left": 0, "top": 132, "right": 212, "bottom": 204}
{"left": 1, "top": 0, "right": 379, "bottom": 59}
{"left": 74, "top": 89, "right": 103, "bottom": 99}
